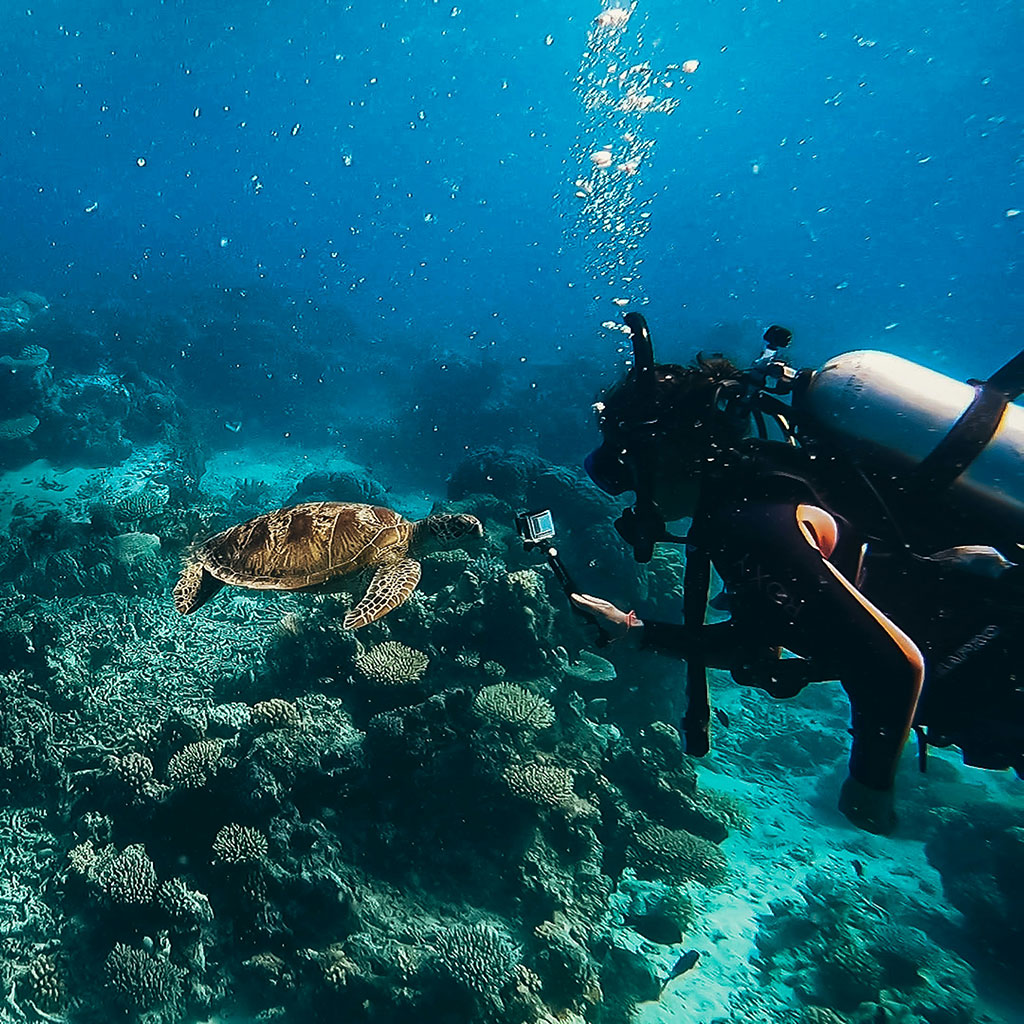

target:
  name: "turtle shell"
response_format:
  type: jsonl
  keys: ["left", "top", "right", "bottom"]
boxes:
{"left": 199, "top": 502, "right": 410, "bottom": 590}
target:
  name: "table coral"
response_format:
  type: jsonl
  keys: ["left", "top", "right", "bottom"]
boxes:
{"left": 354, "top": 640, "right": 429, "bottom": 686}
{"left": 474, "top": 682, "right": 556, "bottom": 731}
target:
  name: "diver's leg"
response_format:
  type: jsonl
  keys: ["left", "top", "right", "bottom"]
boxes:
{"left": 710, "top": 500, "right": 924, "bottom": 831}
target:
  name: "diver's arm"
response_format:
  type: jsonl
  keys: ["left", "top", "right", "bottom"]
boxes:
{"left": 570, "top": 594, "right": 760, "bottom": 670}
{"left": 639, "top": 619, "right": 744, "bottom": 669}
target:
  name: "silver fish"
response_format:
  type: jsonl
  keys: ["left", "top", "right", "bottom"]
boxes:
{"left": 921, "top": 545, "right": 1016, "bottom": 578}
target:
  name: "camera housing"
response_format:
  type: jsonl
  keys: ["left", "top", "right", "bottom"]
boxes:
{"left": 515, "top": 509, "right": 556, "bottom": 548}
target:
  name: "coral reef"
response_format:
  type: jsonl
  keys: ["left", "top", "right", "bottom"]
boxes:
{"left": 474, "top": 682, "right": 557, "bottom": 731}
{"left": 354, "top": 640, "right": 430, "bottom": 687}
{"left": 212, "top": 824, "right": 270, "bottom": 864}
{"left": 755, "top": 871, "right": 979, "bottom": 1023}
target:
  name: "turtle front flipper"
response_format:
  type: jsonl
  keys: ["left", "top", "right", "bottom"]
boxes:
{"left": 174, "top": 562, "right": 225, "bottom": 615}
{"left": 344, "top": 558, "right": 422, "bottom": 630}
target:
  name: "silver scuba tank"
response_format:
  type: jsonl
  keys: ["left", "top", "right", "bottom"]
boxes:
{"left": 797, "top": 350, "right": 1024, "bottom": 524}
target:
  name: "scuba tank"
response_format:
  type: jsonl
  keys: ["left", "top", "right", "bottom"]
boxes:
{"left": 794, "top": 349, "right": 1024, "bottom": 535}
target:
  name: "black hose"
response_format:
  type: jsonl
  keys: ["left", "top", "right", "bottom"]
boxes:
{"left": 623, "top": 312, "right": 656, "bottom": 397}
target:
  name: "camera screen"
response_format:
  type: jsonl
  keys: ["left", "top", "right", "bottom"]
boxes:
{"left": 521, "top": 509, "right": 555, "bottom": 542}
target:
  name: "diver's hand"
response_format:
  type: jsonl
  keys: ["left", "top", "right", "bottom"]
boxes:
{"left": 839, "top": 776, "right": 897, "bottom": 836}
{"left": 570, "top": 593, "right": 643, "bottom": 642}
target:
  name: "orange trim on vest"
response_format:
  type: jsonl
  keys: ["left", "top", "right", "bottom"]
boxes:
{"left": 794, "top": 503, "right": 925, "bottom": 759}
{"left": 795, "top": 503, "right": 839, "bottom": 559}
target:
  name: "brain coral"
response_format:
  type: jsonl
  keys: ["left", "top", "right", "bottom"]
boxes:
{"left": 212, "top": 823, "right": 269, "bottom": 865}
{"left": 355, "top": 641, "right": 429, "bottom": 686}
{"left": 503, "top": 762, "right": 574, "bottom": 806}
{"left": 105, "top": 943, "right": 183, "bottom": 1013}
{"left": 433, "top": 921, "right": 521, "bottom": 996}
{"left": 166, "top": 738, "right": 224, "bottom": 789}
{"left": 473, "top": 682, "right": 555, "bottom": 730}
{"left": 629, "top": 822, "right": 727, "bottom": 886}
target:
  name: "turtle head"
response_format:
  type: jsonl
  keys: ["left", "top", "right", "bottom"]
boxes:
{"left": 419, "top": 513, "right": 484, "bottom": 547}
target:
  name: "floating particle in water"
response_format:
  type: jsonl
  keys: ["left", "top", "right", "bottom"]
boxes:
{"left": 84, "top": 200, "right": 98, "bottom": 213}
{"left": 612, "top": 297, "right": 629, "bottom": 306}
{"left": 291, "top": 122, "right": 301, "bottom": 136}
{"left": 220, "top": 237, "right": 230, "bottom": 248}
{"left": 835, "top": 280, "right": 848, "bottom": 289}
{"left": 545, "top": 34, "right": 554, "bottom": 45}
{"left": 1006, "top": 209, "right": 1021, "bottom": 218}
{"left": 595, "top": 7, "right": 630, "bottom": 28}
{"left": 590, "top": 149, "right": 613, "bottom": 168}
{"left": 341, "top": 152, "right": 353, "bottom": 167}
{"left": 136, "top": 157, "right": 146, "bottom": 167}
{"left": 193, "top": 107, "right": 201, "bottom": 117}
{"left": 682, "top": 59, "right": 700, "bottom": 73}
{"left": 617, "top": 160, "right": 639, "bottom": 175}
{"left": 249, "top": 175, "right": 263, "bottom": 195}
{"left": 752, "top": 162, "right": 760, "bottom": 175}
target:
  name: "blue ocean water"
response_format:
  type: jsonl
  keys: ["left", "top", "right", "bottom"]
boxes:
{"left": 0, "top": 2, "right": 1022, "bottom": 1023}
{"left": 2, "top": 0, "right": 1020, "bottom": 362}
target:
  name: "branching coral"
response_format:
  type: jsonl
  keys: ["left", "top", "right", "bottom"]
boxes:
{"left": 166, "top": 738, "right": 225, "bottom": 789}
{"left": 433, "top": 921, "right": 521, "bottom": 996}
{"left": 503, "top": 762, "right": 574, "bottom": 806}
{"left": 113, "top": 751, "right": 159, "bottom": 797}
{"left": 157, "top": 878, "right": 213, "bottom": 925}
{"left": 20, "top": 954, "right": 65, "bottom": 1013}
{"left": 354, "top": 641, "right": 429, "bottom": 686}
{"left": 110, "top": 482, "right": 171, "bottom": 522}
{"left": 212, "top": 824, "right": 269, "bottom": 865}
{"left": 43, "top": 593, "right": 284, "bottom": 740}
{"left": 105, "top": 942, "right": 183, "bottom": 1013}
{"left": 628, "top": 822, "right": 727, "bottom": 886}
{"left": 473, "top": 682, "right": 556, "bottom": 730}
{"left": 93, "top": 843, "right": 158, "bottom": 905}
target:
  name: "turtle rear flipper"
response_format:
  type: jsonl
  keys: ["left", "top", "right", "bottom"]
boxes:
{"left": 344, "top": 558, "right": 422, "bottom": 630}
{"left": 174, "top": 562, "right": 225, "bottom": 615}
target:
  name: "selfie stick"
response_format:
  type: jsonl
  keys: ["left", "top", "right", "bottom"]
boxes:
{"left": 545, "top": 545, "right": 612, "bottom": 647}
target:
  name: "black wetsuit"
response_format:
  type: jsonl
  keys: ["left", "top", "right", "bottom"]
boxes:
{"left": 638, "top": 442, "right": 1024, "bottom": 792}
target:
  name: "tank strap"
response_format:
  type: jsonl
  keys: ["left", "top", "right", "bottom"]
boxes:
{"left": 908, "top": 383, "right": 1009, "bottom": 496}
{"left": 909, "top": 347, "right": 1024, "bottom": 496}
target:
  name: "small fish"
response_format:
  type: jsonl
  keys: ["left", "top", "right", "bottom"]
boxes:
{"left": 852, "top": 859, "right": 864, "bottom": 878}
{"left": 920, "top": 545, "right": 1016, "bottom": 578}
{"left": 661, "top": 949, "right": 701, "bottom": 990}
{"left": 714, "top": 707, "right": 730, "bottom": 729}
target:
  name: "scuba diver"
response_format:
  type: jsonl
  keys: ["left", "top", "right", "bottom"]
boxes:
{"left": 574, "top": 312, "right": 1024, "bottom": 834}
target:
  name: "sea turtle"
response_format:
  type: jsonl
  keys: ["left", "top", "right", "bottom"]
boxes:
{"left": 173, "top": 501, "right": 483, "bottom": 629}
